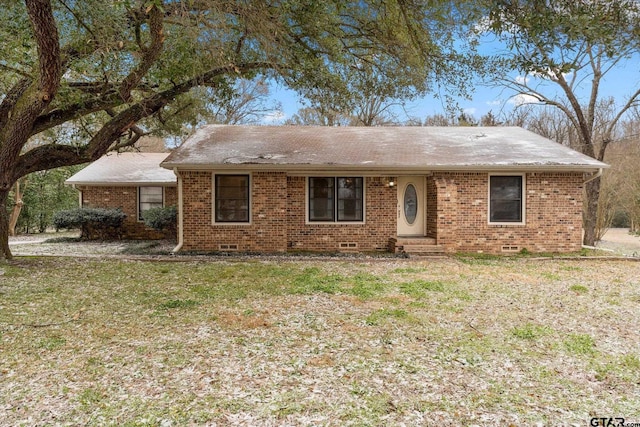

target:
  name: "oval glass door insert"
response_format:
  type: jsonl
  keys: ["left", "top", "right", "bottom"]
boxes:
{"left": 404, "top": 184, "right": 417, "bottom": 224}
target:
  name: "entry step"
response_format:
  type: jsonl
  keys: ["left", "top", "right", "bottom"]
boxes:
{"left": 390, "top": 237, "right": 445, "bottom": 255}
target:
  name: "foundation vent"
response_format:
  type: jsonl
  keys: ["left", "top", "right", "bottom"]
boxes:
{"left": 219, "top": 244, "right": 239, "bottom": 251}
{"left": 501, "top": 245, "right": 520, "bottom": 253}
{"left": 339, "top": 242, "right": 358, "bottom": 250}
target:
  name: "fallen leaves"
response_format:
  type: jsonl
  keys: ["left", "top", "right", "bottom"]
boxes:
{"left": 0, "top": 257, "right": 639, "bottom": 425}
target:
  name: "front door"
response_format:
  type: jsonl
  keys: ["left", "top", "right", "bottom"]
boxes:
{"left": 397, "top": 176, "right": 425, "bottom": 236}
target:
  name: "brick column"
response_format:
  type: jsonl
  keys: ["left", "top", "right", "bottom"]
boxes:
{"left": 434, "top": 176, "right": 458, "bottom": 252}
{"left": 252, "top": 172, "right": 287, "bottom": 252}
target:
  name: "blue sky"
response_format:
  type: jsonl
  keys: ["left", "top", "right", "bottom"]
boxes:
{"left": 264, "top": 48, "right": 640, "bottom": 125}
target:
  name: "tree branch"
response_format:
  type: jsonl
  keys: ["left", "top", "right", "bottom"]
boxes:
{"left": 0, "top": 0, "right": 62, "bottom": 191}
{"left": 0, "top": 78, "right": 32, "bottom": 131}
{"left": 501, "top": 75, "right": 585, "bottom": 145}
{"left": 16, "top": 61, "right": 277, "bottom": 179}
{"left": 26, "top": 0, "right": 61, "bottom": 98}
{"left": 585, "top": 44, "right": 602, "bottom": 135}
{"left": 57, "top": 0, "right": 97, "bottom": 42}
{"left": 30, "top": 91, "right": 123, "bottom": 136}
{"left": 551, "top": 67, "right": 594, "bottom": 155}
{"left": 119, "top": 2, "right": 165, "bottom": 102}
{"left": 0, "top": 62, "right": 33, "bottom": 79}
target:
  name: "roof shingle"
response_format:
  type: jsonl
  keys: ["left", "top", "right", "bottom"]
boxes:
{"left": 161, "top": 125, "right": 607, "bottom": 172}
{"left": 66, "top": 153, "right": 175, "bottom": 185}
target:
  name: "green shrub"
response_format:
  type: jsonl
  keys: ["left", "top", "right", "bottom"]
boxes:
{"left": 142, "top": 206, "right": 177, "bottom": 232}
{"left": 52, "top": 208, "right": 126, "bottom": 239}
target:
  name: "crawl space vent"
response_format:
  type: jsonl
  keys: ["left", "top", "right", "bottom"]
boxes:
{"left": 339, "top": 242, "right": 358, "bottom": 250}
{"left": 219, "top": 244, "right": 239, "bottom": 251}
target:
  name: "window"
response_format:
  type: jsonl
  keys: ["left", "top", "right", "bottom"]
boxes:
{"left": 489, "top": 175, "right": 524, "bottom": 223}
{"left": 138, "top": 186, "right": 164, "bottom": 220}
{"left": 309, "top": 177, "right": 363, "bottom": 222}
{"left": 214, "top": 174, "right": 250, "bottom": 223}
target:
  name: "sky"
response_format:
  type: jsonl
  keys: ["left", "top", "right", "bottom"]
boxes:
{"left": 262, "top": 45, "right": 640, "bottom": 126}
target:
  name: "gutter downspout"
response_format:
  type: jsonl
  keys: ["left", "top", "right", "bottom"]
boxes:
{"left": 172, "top": 169, "right": 184, "bottom": 253}
{"left": 584, "top": 168, "right": 603, "bottom": 184}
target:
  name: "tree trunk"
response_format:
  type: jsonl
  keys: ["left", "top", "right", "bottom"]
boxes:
{"left": 0, "top": 189, "right": 13, "bottom": 260}
{"left": 583, "top": 177, "right": 601, "bottom": 246}
{"left": 8, "top": 179, "right": 26, "bottom": 236}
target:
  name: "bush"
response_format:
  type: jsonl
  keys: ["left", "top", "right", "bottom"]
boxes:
{"left": 142, "top": 206, "right": 177, "bottom": 233}
{"left": 52, "top": 208, "right": 127, "bottom": 239}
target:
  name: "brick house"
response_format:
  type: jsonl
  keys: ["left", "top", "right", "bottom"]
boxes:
{"left": 66, "top": 152, "right": 177, "bottom": 239}
{"left": 160, "top": 125, "right": 607, "bottom": 255}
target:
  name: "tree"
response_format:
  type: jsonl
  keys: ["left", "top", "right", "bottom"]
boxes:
{"left": 424, "top": 113, "right": 454, "bottom": 126}
{"left": 423, "top": 112, "right": 479, "bottom": 126}
{"left": 0, "top": 0, "right": 481, "bottom": 260}
{"left": 286, "top": 62, "right": 419, "bottom": 127}
{"left": 8, "top": 178, "right": 27, "bottom": 236}
{"left": 600, "top": 109, "right": 640, "bottom": 233}
{"left": 483, "top": 0, "right": 640, "bottom": 245}
{"left": 11, "top": 166, "right": 81, "bottom": 234}
{"left": 503, "top": 100, "right": 624, "bottom": 240}
{"left": 284, "top": 107, "right": 352, "bottom": 127}
{"left": 211, "top": 79, "right": 281, "bottom": 125}
{"left": 286, "top": 2, "right": 485, "bottom": 127}
{"left": 479, "top": 110, "right": 501, "bottom": 126}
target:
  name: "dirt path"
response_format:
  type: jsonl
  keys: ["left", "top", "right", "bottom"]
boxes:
{"left": 596, "top": 228, "right": 640, "bottom": 256}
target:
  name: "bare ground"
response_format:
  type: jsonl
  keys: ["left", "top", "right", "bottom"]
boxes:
{"left": 0, "top": 243, "right": 639, "bottom": 425}
{"left": 596, "top": 228, "right": 640, "bottom": 256}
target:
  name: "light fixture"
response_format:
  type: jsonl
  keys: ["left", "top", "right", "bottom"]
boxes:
{"left": 385, "top": 177, "right": 396, "bottom": 187}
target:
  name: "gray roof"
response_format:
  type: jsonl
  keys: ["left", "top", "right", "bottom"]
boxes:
{"left": 66, "top": 152, "right": 176, "bottom": 186}
{"left": 161, "top": 125, "right": 607, "bottom": 172}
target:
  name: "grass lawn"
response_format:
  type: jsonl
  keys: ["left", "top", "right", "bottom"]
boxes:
{"left": 0, "top": 256, "right": 639, "bottom": 426}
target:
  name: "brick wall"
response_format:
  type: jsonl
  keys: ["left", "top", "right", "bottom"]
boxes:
{"left": 287, "top": 176, "right": 396, "bottom": 252}
{"left": 79, "top": 185, "right": 177, "bottom": 239}
{"left": 431, "top": 172, "right": 584, "bottom": 253}
{"left": 177, "top": 170, "right": 583, "bottom": 254}
{"left": 180, "top": 171, "right": 288, "bottom": 252}
{"left": 179, "top": 173, "right": 396, "bottom": 253}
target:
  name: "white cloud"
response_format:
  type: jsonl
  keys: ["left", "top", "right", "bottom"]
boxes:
{"left": 463, "top": 107, "right": 477, "bottom": 116}
{"left": 515, "top": 75, "right": 530, "bottom": 85}
{"left": 486, "top": 99, "right": 502, "bottom": 106}
{"left": 528, "top": 68, "right": 572, "bottom": 82}
{"left": 508, "top": 93, "right": 540, "bottom": 106}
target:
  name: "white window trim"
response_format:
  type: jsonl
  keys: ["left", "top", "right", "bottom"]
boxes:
{"left": 487, "top": 173, "right": 526, "bottom": 226}
{"left": 212, "top": 172, "right": 252, "bottom": 225}
{"left": 305, "top": 176, "right": 366, "bottom": 225}
{"left": 138, "top": 186, "right": 165, "bottom": 222}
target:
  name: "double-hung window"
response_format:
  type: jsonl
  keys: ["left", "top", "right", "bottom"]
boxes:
{"left": 309, "top": 177, "right": 363, "bottom": 222}
{"left": 489, "top": 175, "right": 524, "bottom": 224}
{"left": 138, "top": 186, "right": 164, "bottom": 220}
{"left": 214, "top": 174, "right": 250, "bottom": 223}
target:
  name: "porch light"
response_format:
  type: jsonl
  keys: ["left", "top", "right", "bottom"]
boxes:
{"left": 385, "top": 177, "right": 396, "bottom": 187}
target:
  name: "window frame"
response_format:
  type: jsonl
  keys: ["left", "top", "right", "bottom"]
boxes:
{"left": 488, "top": 174, "right": 525, "bottom": 225}
{"left": 307, "top": 176, "right": 365, "bottom": 224}
{"left": 138, "top": 186, "right": 165, "bottom": 221}
{"left": 212, "top": 173, "right": 251, "bottom": 225}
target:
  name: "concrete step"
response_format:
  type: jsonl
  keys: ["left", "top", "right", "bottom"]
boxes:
{"left": 399, "top": 244, "right": 444, "bottom": 253}
{"left": 395, "top": 237, "right": 437, "bottom": 246}
{"left": 392, "top": 237, "right": 445, "bottom": 255}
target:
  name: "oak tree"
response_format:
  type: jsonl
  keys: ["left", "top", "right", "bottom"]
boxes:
{"left": 0, "top": 0, "right": 477, "bottom": 259}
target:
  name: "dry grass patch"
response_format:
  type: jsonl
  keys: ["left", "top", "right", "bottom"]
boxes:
{"left": 1, "top": 257, "right": 639, "bottom": 425}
